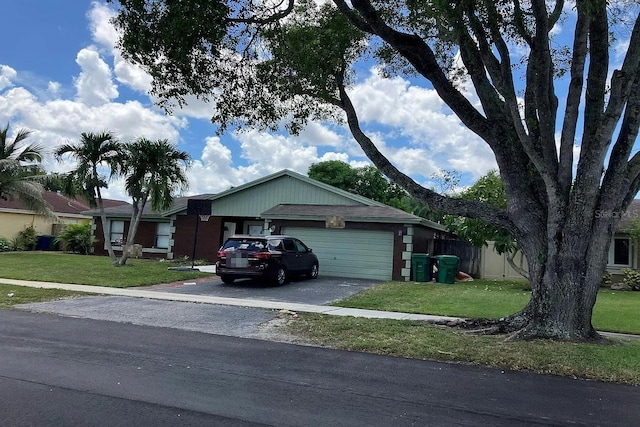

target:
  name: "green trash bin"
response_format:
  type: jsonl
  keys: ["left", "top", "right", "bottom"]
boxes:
{"left": 435, "top": 255, "right": 459, "bottom": 284}
{"left": 411, "top": 253, "right": 431, "bottom": 282}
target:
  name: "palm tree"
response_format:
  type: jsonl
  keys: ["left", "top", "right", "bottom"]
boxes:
{"left": 55, "top": 132, "right": 125, "bottom": 263}
{"left": 117, "top": 138, "right": 191, "bottom": 266}
{"left": 0, "top": 123, "right": 52, "bottom": 216}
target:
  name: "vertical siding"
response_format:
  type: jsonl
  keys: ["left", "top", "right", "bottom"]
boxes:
{"left": 212, "top": 176, "right": 365, "bottom": 217}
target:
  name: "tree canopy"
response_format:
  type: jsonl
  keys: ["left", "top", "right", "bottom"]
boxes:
{"left": 308, "top": 160, "right": 408, "bottom": 209}
{"left": 55, "top": 131, "right": 125, "bottom": 263}
{"left": 109, "top": 0, "right": 640, "bottom": 341}
{"left": 116, "top": 138, "right": 191, "bottom": 266}
{"left": 0, "top": 123, "right": 51, "bottom": 216}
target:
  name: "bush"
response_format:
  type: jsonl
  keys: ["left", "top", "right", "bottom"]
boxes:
{"left": 621, "top": 268, "right": 640, "bottom": 291}
{"left": 601, "top": 271, "right": 612, "bottom": 288}
{"left": 14, "top": 226, "right": 38, "bottom": 251}
{"left": 0, "top": 237, "right": 14, "bottom": 252}
{"left": 54, "top": 223, "right": 94, "bottom": 255}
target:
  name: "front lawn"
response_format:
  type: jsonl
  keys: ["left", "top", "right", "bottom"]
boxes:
{"left": 334, "top": 280, "right": 640, "bottom": 335}
{"left": 0, "top": 252, "right": 212, "bottom": 287}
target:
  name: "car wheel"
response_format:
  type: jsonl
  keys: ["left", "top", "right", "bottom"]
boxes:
{"left": 220, "top": 275, "right": 234, "bottom": 284}
{"left": 308, "top": 262, "right": 319, "bottom": 279}
{"left": 273, "top": 266, "right": 287, "bottom": 286}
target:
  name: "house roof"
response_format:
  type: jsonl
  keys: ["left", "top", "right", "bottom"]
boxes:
{"left": 261, "top": 204, "right": 447, "bottom": 231}
{"left": 163, "top": 169, "right": 386, "bottom": 216}
{"left": 82, "top": 194, "right": 215, "bottom": 219}
{"left": 0, "top": 191, "right": 126, "bottom": 217}
{"left": 617, "top": 199, "right": 640, "bottom": 231}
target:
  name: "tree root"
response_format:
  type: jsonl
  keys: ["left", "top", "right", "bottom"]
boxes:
{"left": 427, "top": 315, "right": 616, "bottom": 344}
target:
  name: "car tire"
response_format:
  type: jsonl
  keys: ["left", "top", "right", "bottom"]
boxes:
{"left": 273, "top": 265, "right": 287, "bottom": 286}
{"left": 220, "top": 275, "right": 234, "bottom": 284}
{"left": 308, "top": 262, "right": 319, "bottom": 279}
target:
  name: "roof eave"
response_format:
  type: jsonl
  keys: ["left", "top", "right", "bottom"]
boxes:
{"left": 262, "top": 213, "right": 446, "bottom": 229}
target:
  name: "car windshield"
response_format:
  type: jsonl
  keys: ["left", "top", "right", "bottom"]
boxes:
{"left": 221, "top": 238, "right": 267, "bottom": 252}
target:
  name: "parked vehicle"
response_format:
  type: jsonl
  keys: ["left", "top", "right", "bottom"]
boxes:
{"left": 216, "top": 235, "right": 319, "bottom": 285}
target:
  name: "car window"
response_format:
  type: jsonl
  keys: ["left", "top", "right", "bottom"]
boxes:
{"left": 283, "top": 239, "right": 297, "bottom": 252}
{"left": 222, "top": 239, "right": 267, "bottom": 252}
{"left": 294, "top": 239, "right": 308, "bottom": 252}
{"left": 268, "top": 239, "right": 283, "bottom": 251}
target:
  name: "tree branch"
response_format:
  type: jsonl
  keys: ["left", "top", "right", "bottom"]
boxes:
{"left": 227, "top": 0, "right": 295, "bottom": 25}
{"left": 335, "top": 74, "right": 516, "bottom": 234}
{"left": 346, "top": 0, "right": 495, "bottom": 143}
{"left": 559, "top": 1, "right": 590, "bottom": 197}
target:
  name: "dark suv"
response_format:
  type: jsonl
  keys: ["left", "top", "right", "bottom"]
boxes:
{"left": 216, "top": 235, "right": 319, "bottom": 285}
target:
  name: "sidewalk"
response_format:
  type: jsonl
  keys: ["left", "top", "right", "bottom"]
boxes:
{"left": 0, "top": 278, "right": 461, "bottom": 323}
{"left": 3, "top": 277, "right": 639, "bottom": 340}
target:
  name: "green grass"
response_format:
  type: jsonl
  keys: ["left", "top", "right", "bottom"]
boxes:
{"left": 285, "top": 314, "right": 640, "bottom": 384}
{"left": 0, "top": 252, "right": 213, "bottom": 287}
{"left": 334, "top": 280, "right": 531, "bottom": 318}
{"left": 334, "top": 280, "right": 640, "bottom": 335}
{"left": 0, "top": 283, "right": 86, "bottom": 308}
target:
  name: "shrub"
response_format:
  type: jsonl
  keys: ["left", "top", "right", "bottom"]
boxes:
{"left": 14, "top": 226, "right": 38, "bottom": 251}
{"left": 621, "top": 268, "right": 640, "bottom": 291}
{"left": 54, "top": 223, "right": 94, "bottom": 255}
{"left": 0, "top": 237, "right": 13, "bottom": 252}
{"left": 601, "top": 271, "right": 612, "bottom": 288}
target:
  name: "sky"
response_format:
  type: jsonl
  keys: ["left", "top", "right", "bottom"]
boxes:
{"left": 0, "top": 1, "right": 633, "bottom": 203}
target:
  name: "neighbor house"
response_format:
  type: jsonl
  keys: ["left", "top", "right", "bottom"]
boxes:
{"left": 87, "top": 169, "right": 450, "bottom": 281}
{"left": 0, "top": 191, "right": 126, "bottom": 244}
{"left": 479, "top": 199, "right": 640, "bottom": 280}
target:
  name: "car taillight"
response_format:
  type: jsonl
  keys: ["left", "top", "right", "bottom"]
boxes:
{"left": 253, "top": 251, "right": 271, "bottom": 259}
{"left": 217, "top": 250, "right": 226, "bottom": 258}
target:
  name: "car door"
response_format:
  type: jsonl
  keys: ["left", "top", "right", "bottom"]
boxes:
{"left": 282, "top": 238, "right": 303, "bottom": 272}
{"left": 293, "top": 238, "right": 315, "bottom": 272}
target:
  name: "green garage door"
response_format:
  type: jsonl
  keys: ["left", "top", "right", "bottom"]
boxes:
{"left": 282, "top": 227, "right": 394, "bottom": 280}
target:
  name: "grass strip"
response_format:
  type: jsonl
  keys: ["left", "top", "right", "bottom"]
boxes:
{"left": 0, "top": 252, "right": 212, "bottom": 287}
{"left": 285, "top": 313, "right": 640, "bottom": 384}
{"left": 0, "top": 283, "right": 87, "bottom": 308}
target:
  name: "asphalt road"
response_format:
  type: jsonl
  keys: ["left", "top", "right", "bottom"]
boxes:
{"left": 2, "top": 310, "right": 640, "bottom": 426}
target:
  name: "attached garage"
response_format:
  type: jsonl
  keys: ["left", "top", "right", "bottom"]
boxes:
{"left": 282, "top": 227, "right": 394, "bottom": 280}
{"left": 264, "top": 202, "right": 448, "bottom": 281}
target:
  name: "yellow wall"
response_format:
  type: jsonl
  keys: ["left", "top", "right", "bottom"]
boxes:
{"left": 0, "top": 211, "right": 90, "bottom": 240}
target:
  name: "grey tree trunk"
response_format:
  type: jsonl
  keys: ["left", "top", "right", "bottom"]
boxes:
{"left": 96, "top": 186, "right": 117, "bottom": 265}
{"left": 117, "top": 198, "right": 145, "bottom": 267}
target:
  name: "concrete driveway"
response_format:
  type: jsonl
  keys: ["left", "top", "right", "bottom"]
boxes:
{"left": 141, "top": 275, "right": 382, "bottom": 305}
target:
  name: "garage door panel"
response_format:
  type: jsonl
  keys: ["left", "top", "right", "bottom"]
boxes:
{"left": 282, "top": 227, "right": 393, "bottom": 280}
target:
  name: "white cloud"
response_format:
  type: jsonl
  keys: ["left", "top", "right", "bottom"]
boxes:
{"left": 88, "top": 1, "right": 119, "bottom": 49}
{"left": 88, "top": 2, "right": 152, "bottom": 94}
{"left": 0, "top": 65, "right": 17, "bottom": 91}
{"left": 297, "top": 122, "right": 343, "bottom": 148}
{"left": 47, "top": 81, "right": 61, "bottom": 96}
{"left": 348, "top": 68, "right": 496, "bottom": 180}
{"left": 74, "top": 48, "right": 119, "bottom": 106}
{"left": 237, "top": 130, "right": 320, "bottom": 175}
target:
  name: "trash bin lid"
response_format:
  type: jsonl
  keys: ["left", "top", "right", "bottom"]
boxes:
{"left": 438, "top": 255, "right": 459, "bottom": 265}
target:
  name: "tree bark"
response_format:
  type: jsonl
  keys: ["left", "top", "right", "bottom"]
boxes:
{"left": 96, "top": 186, "right": 117, "bottom": 265}
{"left": 117, "top": 194, "right": 148, "bottom": 266}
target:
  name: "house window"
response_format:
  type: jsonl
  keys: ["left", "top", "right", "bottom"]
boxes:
{"left": 155, "top": 222, "right": 171, "bottom": 249}
{"left": 609, "top": 237, "right": 631, "bottom": 266}
{"left": 110, "top": 220, "right": 124, "bottom": 246}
